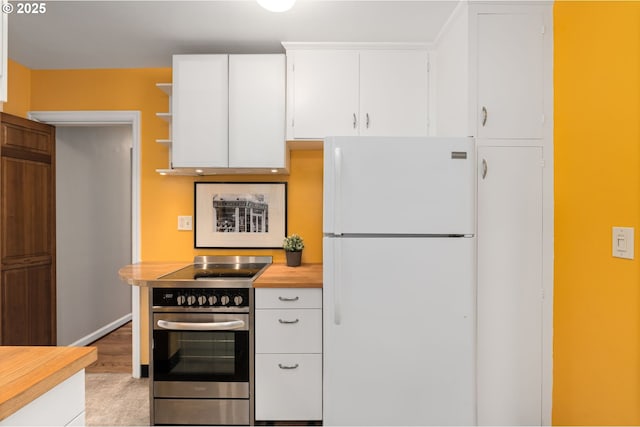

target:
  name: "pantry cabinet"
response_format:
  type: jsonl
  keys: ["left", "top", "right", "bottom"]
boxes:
{"left": 476, "top": 12, "right": 545, "bottom": 139}
{"left": 435, "top": 3, "right": 553, "bottom": 425}
{"left": 255, "top": 288, "right": 322, "bottom": 421}
{"left": 169, "top": 54, "right": 286, "bottom": 171}
{"left": 285, "top": 45, "right": 429, "bottom": 140}
{"left": 476, "top": 145, "right": 544, "bottom": 425}
{"left": 0, "top": 113, "right": 56, "bottom": 346}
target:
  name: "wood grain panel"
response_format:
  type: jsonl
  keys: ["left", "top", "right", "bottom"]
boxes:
{"left": 253, "top": 263, "right": 322, "bottom": 288}
{"left": 1, "top": 114, "right": 54, "bottom": 155}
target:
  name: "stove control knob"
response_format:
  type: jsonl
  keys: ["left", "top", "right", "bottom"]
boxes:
{"left": 220, "top": 295, "right": 230, "bottom": 306}
{"left": 176, "top": 295, "right": 186, "bottom": 306}
{"left": 233, "top": 295, "right": 244, "bottom": 306}
{"left": 208, "top": 295, "right": 218, "bottom": 305}
{"left": 197, "top": 295, "right": 207, "bottom": 305}
{"left": 186, "top": 295, "right": 196, "bottom": 306}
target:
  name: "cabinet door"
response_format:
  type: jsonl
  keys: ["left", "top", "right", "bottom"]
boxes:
{"left": 229, "top": 54, "right": 285, "bottom": 168}
{"left": 290, "top": 51, "right": 359, "bottom": 139}
{"left": 1, "top": 265, "right": 54, "bottom": 345}
{"left": 477, "top": 13, "right": 545, "bottom": 139}
{"left": 477, "top": 145, "right": 543, "bottom": 425}
{"left": 172, "top": 54, "right": 228, "bottom": 167}
{"left": 255, "top": 354, "right": 322, "bottom": 421}
{"left": 359, "top": 50, "right": 429, "bottom": 136}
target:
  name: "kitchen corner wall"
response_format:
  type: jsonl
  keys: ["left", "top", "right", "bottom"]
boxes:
{"left": 5, "top": 61, "right": 323, "bottom": 364}
{"left": 554, "top": 2, "right": 640, "bottom": 424}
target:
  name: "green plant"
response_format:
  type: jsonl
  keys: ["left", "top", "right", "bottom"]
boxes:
{"left": 283, "top": 234, "right": 304, "bottom": 252}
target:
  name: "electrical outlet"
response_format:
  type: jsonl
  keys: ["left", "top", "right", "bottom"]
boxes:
{"left": 178, "top": 216, "right": 193, "bottom": 231}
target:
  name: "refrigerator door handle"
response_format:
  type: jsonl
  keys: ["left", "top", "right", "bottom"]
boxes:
{"left": 334, "top": 147, "right": 342, "bottom": 236}
{"left": 334, "top": 238, "right": 342, "bottom": 325}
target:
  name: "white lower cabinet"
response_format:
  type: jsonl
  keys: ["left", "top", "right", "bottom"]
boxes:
{"left": 0, "top": 370, "right": 85, "bottom": 426}
{"left": 255, "top": 288, "right": 322, "bottom": 421}
{"left": 255, "top": 354, "right": 322, "bottom": 421}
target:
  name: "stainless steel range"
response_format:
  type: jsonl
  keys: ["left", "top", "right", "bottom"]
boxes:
{"left": 149, "top": 255, "right": 271, "bottom": 426}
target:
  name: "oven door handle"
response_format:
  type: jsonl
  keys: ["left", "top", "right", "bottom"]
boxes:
{"left": 156, "top": 319, "right": 245, "bottom": 331}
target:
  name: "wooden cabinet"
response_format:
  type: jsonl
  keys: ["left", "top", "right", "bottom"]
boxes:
{"left": 476, "top": 12, "right": 546, "bottom": 139}
{"left": 255, "top": 288, "right": 322, "bottom": 421}
{"left": 169, "top": 54, "right": 287, "bottom": 172}
{"left": 285, "top": 46, "right": 429, "bottom": 140}
{"left": 0, "top": 113, "right": 56, "bottom": 346}
{"left": 477, "top": 145, "right": 544, "bottom": 425}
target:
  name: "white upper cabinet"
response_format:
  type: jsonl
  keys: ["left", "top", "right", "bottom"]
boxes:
{"left": 476, "top": 12, "right": 545, "bottom": 139}
{"left": 434, "top": 4, "right": 551, "bottom": 142}
{"left": 229, "top": 54, "right": 286, "bottom": 168}
{"left": 170, "top": 54, "right": 287, "bottom": 172}
{"left": 285, "top": 45, "right": 429, "bottom": 140}
{"left": 172, "top": 54, "right": 228, "bottom": 168}
{"left": 289, "top": 50, "right": 359, "bottom": 139}
{"left": 359, "top": 51, "right": 429, "bottom": 136}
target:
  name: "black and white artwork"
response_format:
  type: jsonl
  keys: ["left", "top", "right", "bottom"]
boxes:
{"left": 195, "top": 182, "right": 286, "bottom": 248}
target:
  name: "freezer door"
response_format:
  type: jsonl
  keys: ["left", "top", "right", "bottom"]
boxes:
{"left": 323, "top": 236, "right": 476, "bottom": 426}
{"left": 324, "top": 136, "right": 475, "bottom": 236}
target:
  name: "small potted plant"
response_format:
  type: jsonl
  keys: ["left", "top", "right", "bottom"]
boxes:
{"left": 283, "top": 234, "right": 304, "bottom": 267}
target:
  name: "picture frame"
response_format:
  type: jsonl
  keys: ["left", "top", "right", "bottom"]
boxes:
{"left": 194, "top": 182, "right": 287, "bottom": 249}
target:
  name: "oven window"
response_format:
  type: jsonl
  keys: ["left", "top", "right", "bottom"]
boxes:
{"left": 154, "top": 330, "right": 249, "bottom": 382}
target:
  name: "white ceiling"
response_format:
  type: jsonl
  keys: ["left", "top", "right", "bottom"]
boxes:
{"left": 8, "top": 0, "right": 458, "bottom": 70}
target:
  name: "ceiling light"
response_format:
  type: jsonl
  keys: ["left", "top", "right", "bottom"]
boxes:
{"left": 257, "top": 0, "right": 296, "bottom": 12}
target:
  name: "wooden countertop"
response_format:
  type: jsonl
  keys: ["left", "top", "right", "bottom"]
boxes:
{"left": 0, "top": 346, "right": 97, "bottom": 420}
{"left": 253, "top": 263, "right": 322, "bottom": 288}
{"left": 119, "top": 262, "right": 322, "bottom": 288}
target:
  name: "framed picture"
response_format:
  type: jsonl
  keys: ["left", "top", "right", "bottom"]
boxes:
{"left": 194, "top": 182, "right": 287, "bottom": 248}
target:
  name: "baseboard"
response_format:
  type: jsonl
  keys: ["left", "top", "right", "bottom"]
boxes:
{"left": 68, "top": 313, "right": 132, "bottom": 347}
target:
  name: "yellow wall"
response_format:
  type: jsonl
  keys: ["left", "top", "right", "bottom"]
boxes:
{"left": 553, "top": 2, "right": 640, "bottom": 424}
{"left": 8, "top": 64, "right": 324, "bottom": 363}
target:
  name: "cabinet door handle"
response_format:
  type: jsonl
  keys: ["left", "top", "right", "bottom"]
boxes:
{"left": 353, "top": 113, "right": 357, "bottom": 129}
{"left": 278, "top": 363, "right": 299, "bottom": 370}
{"left": 481, "top": 159, "right": 488, "bottom": 179}
{"left": 366, "top": 113, "right": 370, "bottom": 128}
{"left": 278, "top": 318, "right": 300, "bottom": 324}
{"left": 278, "top": 296, "right": 299, "bottom": 302}
{"left": 481, "top": 106, "right": 488, "bottom": 127}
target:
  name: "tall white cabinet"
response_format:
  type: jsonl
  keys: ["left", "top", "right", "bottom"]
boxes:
{"left": 435, "top": 2, "right": 553, "bottom": 425}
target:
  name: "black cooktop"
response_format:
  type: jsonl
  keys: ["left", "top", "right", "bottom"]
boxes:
{"left": 159, "top": 263, "right": 267, "bottom": 280}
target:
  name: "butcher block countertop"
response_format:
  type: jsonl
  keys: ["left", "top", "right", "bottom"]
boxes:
{"left": 0, "top": 346, "right": 97, "bottom": 420}
{"left": 252, "top": 263, "right": 322, "bottom": 288}
{"left": 118, "top": 262, "right": 322, "bottom": 288}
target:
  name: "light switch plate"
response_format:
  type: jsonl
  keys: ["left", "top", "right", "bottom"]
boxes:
{"left": 612, "top": 226, "right": 634, "bottom": 259}
{"left": 178, "top": 215, "right": 193, "bottom": 231}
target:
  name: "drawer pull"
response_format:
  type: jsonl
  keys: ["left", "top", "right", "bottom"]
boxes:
{"left": 278, "top": 318, "right": 300, "bottom": 324}
{"left": 278, "top": 363, "right": 299, "bottom": 370}
{"left": 278, "top": 296, "right": 299, "bottom": 302}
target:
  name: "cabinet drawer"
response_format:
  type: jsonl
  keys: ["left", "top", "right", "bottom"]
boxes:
{"left": 255, "top": 288, "right": 321, "bottom": 309}
{"left": 255, "top": 309, "right": 322, "bottom": 354}
{"left": 255, "top": 354, "right": 322, "bottom": 421}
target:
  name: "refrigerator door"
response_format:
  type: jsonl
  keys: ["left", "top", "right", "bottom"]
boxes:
{"left": 323, "top": 236, "right": 476, "bottom": 426}
{"left": 324, "top": 136, "right": 475, "bottom": 236}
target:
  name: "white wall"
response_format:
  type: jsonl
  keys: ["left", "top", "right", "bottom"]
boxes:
{"left": 56, "top": 125, "right": 132, "bottom": 346}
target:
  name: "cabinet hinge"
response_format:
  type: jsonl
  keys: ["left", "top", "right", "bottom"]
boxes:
{"left": 541, "top": 25, "right": 545, "bottom": 35}
{"left": 540, "top": 159, "right": 545, "bottom": 168}
{"left": 427, "top": 59, "right": 430, "bottom": 73}
{"left": 541, "top": 114, "right": 545, "bottom": 124}
{"left": 292, "top": 119, "right": 295, "bottom": 128}
{"left": 541, "top": 288, "right": 545, "bottom": 300}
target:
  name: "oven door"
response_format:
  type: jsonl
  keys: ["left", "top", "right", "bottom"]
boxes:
{"left": 152, "top": 312, "right": 250, "bottom": 384}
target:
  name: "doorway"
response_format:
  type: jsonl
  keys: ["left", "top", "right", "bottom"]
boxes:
{"left": 29, "top": 111, "right": 141, "bottom": 378}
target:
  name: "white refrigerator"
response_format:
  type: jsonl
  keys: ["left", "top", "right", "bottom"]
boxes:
{"left": 323, "top": 136, "right": 476, "bottom": 426}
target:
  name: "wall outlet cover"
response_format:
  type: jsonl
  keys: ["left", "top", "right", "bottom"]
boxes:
{"left": 612, "top": 226, "right": 634, "bottom": 260}
{"left": 178, "top": 215, "right": 193, "bottom": 231}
